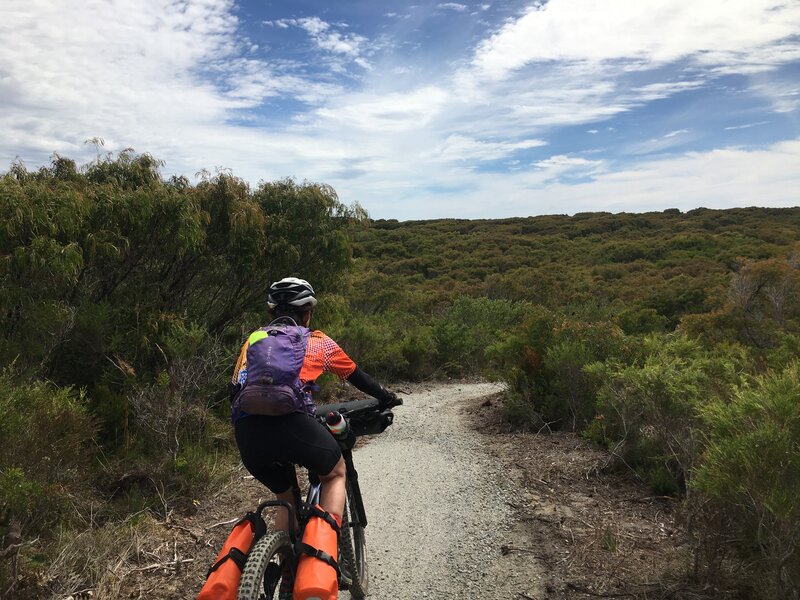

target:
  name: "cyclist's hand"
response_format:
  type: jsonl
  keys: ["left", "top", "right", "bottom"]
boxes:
{"left": 380, "top": 390, "right": 402, "bottom": 410}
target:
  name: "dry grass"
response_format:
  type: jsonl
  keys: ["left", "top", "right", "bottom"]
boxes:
{"left": 43, "top": 512, "right": 165, "bottom": 599}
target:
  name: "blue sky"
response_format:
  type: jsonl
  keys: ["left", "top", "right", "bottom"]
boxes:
{"left": 2, "top": 1, "right": 799, "bottom": 220}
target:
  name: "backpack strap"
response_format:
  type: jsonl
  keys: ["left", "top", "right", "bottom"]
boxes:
{"left": 267, "top": 316, "right": 299, "bottom": 328}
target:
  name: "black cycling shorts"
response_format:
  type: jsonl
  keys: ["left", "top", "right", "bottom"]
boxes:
{"left": 234, "top": 412, "right": 341, "bottom": 494}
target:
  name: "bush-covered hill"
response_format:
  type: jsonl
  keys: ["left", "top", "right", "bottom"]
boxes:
{"left": 352, "top": 208, "right": 798, "bottom": 322}
{"left": 339, "top": 207, "right": 799, "bottom": 379}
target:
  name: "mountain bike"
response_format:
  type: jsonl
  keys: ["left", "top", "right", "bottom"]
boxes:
{"left": 236, "top": 397, "right": 400, "bottom": 600}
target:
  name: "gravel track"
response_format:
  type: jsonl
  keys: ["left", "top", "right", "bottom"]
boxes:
{"left": 344, "top": 382, "right": 523, "bottom": 599}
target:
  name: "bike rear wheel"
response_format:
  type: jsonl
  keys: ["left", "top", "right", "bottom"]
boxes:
{"left": 339, "top": 482, "right": 368, "bottom": 598}
{"left": 237, "top": 530, "right": 295, "bottom": 600}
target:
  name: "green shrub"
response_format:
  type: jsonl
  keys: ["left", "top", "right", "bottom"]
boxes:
{"left": 0, "top": 374, "right": 96, "bottom": 526}
{"left": 433, "top": 296, "right": 527, "bottom": 377}
{"left": 487, "top": 305, "right": 558, "bottom": 426}
{"left": 331, "top": 314, "right": 407, "bottom": 379}
{"left": 585, "top": 335, "right": 746, "bottom": 494}
{"left": 399, "top": 325, "right": 438, "bottom": 380}
{"left": 0, "top": 373, "right": 96, "bottom": 593}
{"left": 766, "top": 333, "right": 800, "bottom": 372}
{"left": 490, "top": 306, "right": 628, "bottom": 430}
{"left": 616, "top": 307, "right": 668, "bottom": 335}
{"left": 693, "top": 363, "right": 800, "bottom": 598}
{"left": 122, "top": 329, "right": 234, "bottom": 508}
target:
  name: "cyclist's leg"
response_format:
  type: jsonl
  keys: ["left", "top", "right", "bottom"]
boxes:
{"left": 235, "top": 412, "right": 344, "bottom": 517}
{"left": 274, "top": 487, "right": 296, "bottom": 532}
{"left": 318, "top": 455, "right": 346, "bottom": 520}
{"left": 234, "top": 415, "right": 301, "bottom": 531}
{"left": 281, "top": 414, "right": 345, "bottom": 520}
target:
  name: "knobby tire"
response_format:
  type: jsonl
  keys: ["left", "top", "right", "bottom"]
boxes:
{"left": 339, "top": 482, "right": 368, "bottom": 598}
{"left": 237, "top": 530, "right": 294, "bottom": 600}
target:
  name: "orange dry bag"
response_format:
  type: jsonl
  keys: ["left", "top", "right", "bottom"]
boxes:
{"left": 294, "top": 505, "right": 342, "bottom": 600}
{"left": 198, "top": 512, "right": 266, "bottom": 600}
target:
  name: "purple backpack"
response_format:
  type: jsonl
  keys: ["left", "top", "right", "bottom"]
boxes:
{"left": 231, "top": 318, "right": 313, "bottom": 421}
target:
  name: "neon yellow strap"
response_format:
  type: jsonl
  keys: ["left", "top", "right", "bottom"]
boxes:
{"left": 248, "top": 330, "right": 269, "bottom": 345}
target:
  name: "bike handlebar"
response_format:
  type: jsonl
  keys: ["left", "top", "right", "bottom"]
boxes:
{"left": 318, "top": 396, "right": 401, "bottom": 437}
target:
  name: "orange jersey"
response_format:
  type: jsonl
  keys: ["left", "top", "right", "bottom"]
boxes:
{"left": 232, "top": 330, "right": 356, "bottom": 385}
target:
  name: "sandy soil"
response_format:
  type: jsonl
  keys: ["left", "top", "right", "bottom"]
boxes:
{"left": 466, "top": 390, "right": 694, "bottom": 599}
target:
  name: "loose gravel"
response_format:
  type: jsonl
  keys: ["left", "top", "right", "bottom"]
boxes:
{"left": 344, "top": 382, "right": 527, "bottom": 599}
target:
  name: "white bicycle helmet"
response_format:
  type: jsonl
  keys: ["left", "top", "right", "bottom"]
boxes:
{"left": 267, "top": 277, "right": 318, "bottom": 310}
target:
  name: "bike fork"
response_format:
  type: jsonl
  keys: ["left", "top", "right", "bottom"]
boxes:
{"left": 343, "top": 449, "right": 368, "bottom": 528}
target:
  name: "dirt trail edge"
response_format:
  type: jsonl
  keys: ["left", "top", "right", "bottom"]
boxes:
{"left": 349, "top": 381, "right": 526, "bottom": 599}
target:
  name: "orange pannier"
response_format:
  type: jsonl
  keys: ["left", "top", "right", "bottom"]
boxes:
{"left": 293, "top": 505, "right": 341, "bottom": 600}
{"left": 197, "top": 512, "right": 266, "bottom": 600}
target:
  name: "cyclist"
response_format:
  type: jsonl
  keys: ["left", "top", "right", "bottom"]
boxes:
{"left": 230, "top": 277, "right": 399, "bottom": 536}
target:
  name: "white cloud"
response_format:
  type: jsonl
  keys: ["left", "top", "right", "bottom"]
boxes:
{"left": 1, "top": 0, "right": 247, "bottom": 159}
{"left": 624, "top": 130, "right": 697, "bottom": 156}
{"left": 447, "top": 62, "right": 709, "bottom": 146}
{"left": 437, "top": 135, "right": 546, "bottom": 162}
{"left": 535, "top": 155, "right": 602, "bottom": 169}
{"left": 294, "top": 17, "right": 326, "bottom": 35}
{"left": 311, "top": 87, "right": 451, "bottom": 133}
{"left": 724, "top": 121, "right": 769, "bottom": 131}
{"left": 507, "top": 81, "right": 629, "bottom": 128}
{"left": 471, "top": 0, "right": 800, "bottom": 80}
{"left": 751, "top": 81, "right": 800, "bottom": 113}
{"left": 438, "top": 3, "right": 468, "bottom": 11}
{"left": 266, "top": 17, "right": 371, "bottom": 67}
{"left": 700, "top": 44, "right": 800, "bottom": 75}
{"left": 551, "top": 140, "right": 800, "bottom": 215}
{"left": 224, "top": 59, "right": 343, "bottom": 106}
{"left": 628, "top": 81, "right": 706, "bottom": 102}
{"left": 1, "top": 0, "right": 798, "bottom": 223}
{"left": 532, "top": 155, "right": 605, "bottom": 182}
{"left": 355, "top": 140, "right": 800, "bottom": 219}
{"left": 445, "top": 1, "right": 798, "bottom": 150}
